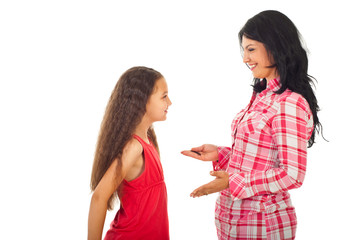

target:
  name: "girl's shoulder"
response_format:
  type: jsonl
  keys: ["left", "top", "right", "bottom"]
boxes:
{"left": 122, "top": 138, "right": 144, "bottom": 160}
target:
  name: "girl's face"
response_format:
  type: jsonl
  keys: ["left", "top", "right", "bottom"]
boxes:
{"left": 145, "top": 77, "right": 172, "bottom": 122}
{"left": 241, "top": 36, "right": 278, "bottom": 80}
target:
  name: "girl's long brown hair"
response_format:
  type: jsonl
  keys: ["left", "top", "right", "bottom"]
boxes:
{"left": 90, "top": 66, "right": 162, "bottom": 210}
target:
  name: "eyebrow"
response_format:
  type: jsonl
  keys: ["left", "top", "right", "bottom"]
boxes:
{"left": 245, "top": 44, "right": 255, "bottom": 49}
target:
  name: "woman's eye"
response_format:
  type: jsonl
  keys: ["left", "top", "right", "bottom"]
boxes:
{"left": 248, "top": 48, "right": 255, "bottom": 52}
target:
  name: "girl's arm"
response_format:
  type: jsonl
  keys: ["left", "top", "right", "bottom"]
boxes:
{"left": 88, "top": 139, "right": 143, "bottom": 240}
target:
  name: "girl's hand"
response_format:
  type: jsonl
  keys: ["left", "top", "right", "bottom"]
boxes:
{"left": 190, "top": 171, "right": 229, "bottom": 197}
{"left": 181, "top": 144, "right": 218, "bottom": 161}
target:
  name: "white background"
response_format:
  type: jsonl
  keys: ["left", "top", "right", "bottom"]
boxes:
{"left": 1, "top": 0, "right": 358, "bottom": 239}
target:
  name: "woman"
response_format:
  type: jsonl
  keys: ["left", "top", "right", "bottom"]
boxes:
{"left": 182, "top": 10, "right": 322, "bottom": 239}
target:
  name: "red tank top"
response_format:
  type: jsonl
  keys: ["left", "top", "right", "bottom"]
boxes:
{"left": 104, "top": 135, "right": 169, "bottom": 240}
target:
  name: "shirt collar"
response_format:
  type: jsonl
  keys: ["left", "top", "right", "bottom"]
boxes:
{"left": 267, "top": 78, "right": 281, "bottom": 92}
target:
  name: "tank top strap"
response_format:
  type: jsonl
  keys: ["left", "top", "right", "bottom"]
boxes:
{"left": 132, "top": 134, "right": 160, "bottom": 165}
{"left": 132, "top": 134, "right": 151, "bottom": 149}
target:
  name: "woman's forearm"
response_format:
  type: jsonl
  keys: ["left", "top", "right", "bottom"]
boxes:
{"left": 213, "top": 146, "right": 231, "bottom": 171}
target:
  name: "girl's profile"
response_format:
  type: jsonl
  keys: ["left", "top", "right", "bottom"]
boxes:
{"left": 88, "top": 66, "right": 171, "bottom": 240}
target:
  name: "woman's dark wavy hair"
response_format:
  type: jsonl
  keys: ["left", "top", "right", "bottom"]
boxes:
{"left": 90, "top": 66, "right": 161, "bottom": 210}
{"left": 239, "top": 10, "right": 323, "bottom": 147}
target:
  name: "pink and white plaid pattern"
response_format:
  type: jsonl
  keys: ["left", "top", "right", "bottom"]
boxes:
{"left": 213, "top": 79, "right": 314, "bottom": 239}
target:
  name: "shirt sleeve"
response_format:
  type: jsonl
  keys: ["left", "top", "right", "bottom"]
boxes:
{"left": 228, "top": 96, "right": 313, "bottom": 200}
{"left": 213, "top": 146, "right": 231, "bottom": 171}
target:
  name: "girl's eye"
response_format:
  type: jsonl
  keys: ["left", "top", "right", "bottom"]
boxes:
{"left": 248, "top": 48, "right": 255, "bottom": 52}
{"left": 163, "top": 95, "right": 167, "bottom": 99}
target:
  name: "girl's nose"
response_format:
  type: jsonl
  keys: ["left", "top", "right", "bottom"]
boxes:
{"left": 167, "top": 97, "right": 172, "bottom": 106}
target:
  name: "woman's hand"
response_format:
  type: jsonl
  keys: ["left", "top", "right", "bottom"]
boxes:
{"left": 181, "top": 144, "right": 218, "bottom": 161}
{"left": 190, "top": 171, "right": 229, "bottom": 197}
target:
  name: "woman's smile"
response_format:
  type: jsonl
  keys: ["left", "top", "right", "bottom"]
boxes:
{"left": 242, "top": 36, "right": 278, "bottom": 80}
{"left": 247, "top": 63, "right": 257, "bottom": 71}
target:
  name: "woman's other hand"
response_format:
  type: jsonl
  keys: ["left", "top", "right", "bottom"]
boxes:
{"left": 190, "top": 171, "right": 229, "bottom": 197}
{"left": 181, "top": 144, "right": 218, "bottom": 161}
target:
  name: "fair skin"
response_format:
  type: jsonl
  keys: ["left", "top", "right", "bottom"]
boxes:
{"left": 242, "top": 36, "right": 278, "bottom": 80}
{"left": 181, "top": 144, "right": 229, "bottom": 197}
{"left": 181, "top": 36, "right": 278, "bottom": 198}
{"left": 88, "top": 77, "right": 171, "bottom": 240}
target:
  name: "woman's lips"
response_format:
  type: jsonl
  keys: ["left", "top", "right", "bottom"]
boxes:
{"left": 248, "top": 64, "right": 256, "bottom": 71}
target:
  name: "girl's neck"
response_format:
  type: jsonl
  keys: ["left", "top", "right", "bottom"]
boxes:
{"left": 134, "top": 117, "right": 152, "bottom": 144}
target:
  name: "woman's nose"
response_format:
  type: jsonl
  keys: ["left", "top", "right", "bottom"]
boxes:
{"left": 242, "top": 52, "right": 250, "bottom": 63}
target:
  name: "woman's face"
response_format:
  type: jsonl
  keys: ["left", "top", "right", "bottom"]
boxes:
{"left": 241, "top": 36, "right": 278, "bottom": 80}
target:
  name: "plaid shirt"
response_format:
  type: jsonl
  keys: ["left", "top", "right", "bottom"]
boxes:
{"left": 213, "top": 78, "right": 314, "bottom": 239}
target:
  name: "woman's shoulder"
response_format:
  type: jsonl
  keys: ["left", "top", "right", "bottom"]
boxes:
{"left": 276, "top": 90, "right": 311, "bottom": 112}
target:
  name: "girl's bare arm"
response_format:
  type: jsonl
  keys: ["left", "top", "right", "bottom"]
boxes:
{"left": 88, "top": 139, "right": 143, "bottom": 240}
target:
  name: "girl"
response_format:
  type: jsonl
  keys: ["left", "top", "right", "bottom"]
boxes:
{"left": 88, "top": 66, "right": 172, "bottom": 240}
{"left": 182, "top": 10, "right": 322, "bottom": 239}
